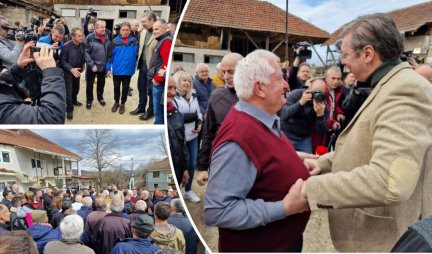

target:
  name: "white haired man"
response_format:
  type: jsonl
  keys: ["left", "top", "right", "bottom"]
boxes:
{"left": 77, "top": 196, "right": 93, "bottom": 225}
{"left": 44, "top": 214, "right": 94, "bottom": 254}
{"left": 193, "top": 63, "right": 216, "bottom": 114}
{"left": 204, "top": 49, "right": 316, "bottom": 252}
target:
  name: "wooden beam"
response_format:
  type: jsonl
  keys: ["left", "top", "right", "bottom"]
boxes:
{"left": 244, "top": 31, "right": 260, "bottom": 49}
{"left": 265, "top": 35, "right": 270, "bottom": 50}
{"left": 310, "top": 43, "right": 326, "bottom": 66}
{"left": 227, "top": 29, "right": 232, "bottom": 50}
{"left": 272, "top": 39, "right": 285, "bottom": 52}
{"left": 220, "top": 28, "right": 224, "bottom": 49}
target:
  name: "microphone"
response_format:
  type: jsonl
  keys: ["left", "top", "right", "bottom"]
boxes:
{"left": 315, "top": 145, "right": 328, "bottom": 155}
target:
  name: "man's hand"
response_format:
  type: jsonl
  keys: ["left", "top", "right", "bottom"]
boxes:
{"left": 181, "top": 170, "right": 190, "bottom": 188}
{"left": 70, "top": 68, "right": 81, "bottom": 78}
{"left": 32, "top": 46, "right": 55, "bottom": 71}
{"left": 303, "top": 159, "right": 321, "bottom": 175}
{"left": 16, "top": 41, "right": 36, "bottom": 68}
{"left": 336, "top": 114, "right": 345, "bottom": 122}
{"left": 157, "top": 65, "right": 167, "bottom": 77}
{"left": 196, "top": 171, "right": 208, "bottom": 186}
{"left": 192, "top": 124, "right": 202, "bottom": 133}
{"left": 296, "top": 151, "right": 319, "bottom": 160}
{"left": 92, "top": 66, "right": 97, "bottom": 72}
{"left": 299, "top": 89, "right": 312, "bottom": 106}
{"left": 283, "top": 179, "right": 309, "bottom": 216}
{"left": 313, "top": 100, "right": 325, "bottom": 117}
{"left": 52, "top": 42, "right": 59, "bottom": 51}
{"left": 407, "top": 56, "right": 419, "bottom": 69}
{"left": 106, "top": 71, "right": 112, "bottom": 78}
{"left": 332, "top": 121, "right": 341, "bottom": 130}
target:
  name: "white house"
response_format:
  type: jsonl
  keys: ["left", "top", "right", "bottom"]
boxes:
{"left": 0, "top": 129, "right": 81, "bottom": 192}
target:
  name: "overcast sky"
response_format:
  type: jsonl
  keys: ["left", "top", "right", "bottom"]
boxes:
{"left": 264, "top": 0, "right": 431, "bottom": 65}
{"left": 269, "top": 0, "right": 431, "bottom": 33}
{"left": 31, "top": 129, "right": 166, "bottom": 171}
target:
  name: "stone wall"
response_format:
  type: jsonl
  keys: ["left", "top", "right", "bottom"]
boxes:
{"left": 0, "top": 6, "right": 49, "bottom": 27}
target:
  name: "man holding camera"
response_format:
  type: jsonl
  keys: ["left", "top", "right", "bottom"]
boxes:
{"left": 60, "top": 27, "right": 85, "bottom": 121}
{"left": 288, "top": 46, "right": 311, "bottom": 91}
{"left": 0, "top": 44, "right": 66, "bottom": 124}
{"left": 280, "top": 78, "right": 328, "bottom": 153}
{"left": 0, "top": 16, "right": 25, "bottom": 69}
{"left": 37, "top": 24, "right": 65, "bottom": 59}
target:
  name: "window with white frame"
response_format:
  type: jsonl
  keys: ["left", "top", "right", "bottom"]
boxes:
{"left": 31, "top": 159, "right": 42, "bottom": 168}
{"left": 0, "top": 151, "right": 11, "bottom": 163}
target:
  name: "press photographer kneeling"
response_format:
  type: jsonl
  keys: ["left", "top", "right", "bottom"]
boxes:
{"left": 0, "top": 44, "right": 66, "bottom": 124}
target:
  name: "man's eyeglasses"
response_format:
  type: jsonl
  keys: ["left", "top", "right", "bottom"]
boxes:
{"left": 340, "top": 50, "right": 358, "bottom": 60}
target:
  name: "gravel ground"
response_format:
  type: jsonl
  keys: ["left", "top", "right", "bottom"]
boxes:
{"left": 183, "top": 171, "right": 337, "bottom": 253}
{"left": 65, "top": 71, "right": 154, "bottom": 125}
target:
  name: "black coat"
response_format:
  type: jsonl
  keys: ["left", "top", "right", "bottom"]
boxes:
{"left": 280, "top": 89, "right": 328, "bottom": 140}
{"left": 196, "top": 87, "right": 237, "bottom": 171}
{"left": 167, "top": 105, "right": 188, "bottom": 181}
{"left": 0, "top": 67, "right": 65, "bottom": 124}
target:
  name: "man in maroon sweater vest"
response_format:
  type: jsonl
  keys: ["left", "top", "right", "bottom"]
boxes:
{"left": 204, "top": 49, "right": 318, "bottom": 252}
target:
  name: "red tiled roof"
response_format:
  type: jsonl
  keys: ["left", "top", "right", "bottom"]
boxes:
{"left": 0, "top": 130, "right": 81, "bottom": 160}
{"left": 183, "top": 0, "right": 330, "bottom": 41}
{"left": 324, "top": 1, "right": 432, "bottom": 45}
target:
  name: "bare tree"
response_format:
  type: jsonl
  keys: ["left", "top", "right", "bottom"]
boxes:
{"left": 158, "top": 131, "right": 168, "bottom": 157}
{"left": 78, "top": 130, "right": 119, "bottom": 190}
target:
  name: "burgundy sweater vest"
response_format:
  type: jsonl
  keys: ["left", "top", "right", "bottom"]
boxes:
{"left": 211, "top": 108, "right": 311, "bottom": 252}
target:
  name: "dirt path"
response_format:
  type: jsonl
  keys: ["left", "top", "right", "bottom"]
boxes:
{"left": 65, "top": 71, "right": 155, "bottom": 125}
{"left": 184, "top": 171, "right": 337, "bottom": 253}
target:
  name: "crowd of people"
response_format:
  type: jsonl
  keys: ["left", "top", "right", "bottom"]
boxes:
{"left": 167, "top": 13, "right": 432, "bottom": 252}
{"left": 0, "top": 10, "right": 175, "bottom": 124}
{"left": 0, "top": 183, "right": 199, "bottom": 254}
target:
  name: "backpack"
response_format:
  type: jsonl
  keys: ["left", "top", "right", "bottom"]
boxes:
{"left": 10, "top": 211, "right": 28, "bottom": 230}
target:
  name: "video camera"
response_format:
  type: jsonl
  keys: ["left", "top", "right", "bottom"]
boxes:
{"left": 294, "top": 41, "right": 312, "bottom": 60}
{"left": 1, "top": 23, "right": 39, "bottom": 42}
{"left": 400, "top": 50, "right": 413, "bottom": 62}
{"left": 46, "top": 15, "right": 56, "bottom": 28}
{"left": 114, "top": 23, "right": 121, "bottom": 35}
{"left": 310, "top": 89, "right": 325, "bottom": 103}
{"left": 87, "top": 7, "right": 99, "bottom": 18}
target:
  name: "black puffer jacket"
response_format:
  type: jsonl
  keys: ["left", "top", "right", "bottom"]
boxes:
{"left": 0, "top": 67, "right": 65, "bottom": 124}
{"left": 167, "top": 104, "right": 188, "bottom": 181}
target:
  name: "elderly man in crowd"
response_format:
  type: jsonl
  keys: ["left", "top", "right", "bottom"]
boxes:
{"left": 204, "top": 49, "right": 315, "bottom": 252}
{"left": 0, "top": 204, "right": 10, "bottom": 236}
{"left": 196, "top": 53, "right": 243, "bottom": 186}
{"left": 84, "top": 20, "right": 112, "bottom": 110}
{"left": 301, "top": 13, "right": 432, "bottom": 252}
{"left": 193, "top": 63, "right": 216, "bottom": 115}
{"left": 44, "top": 214, "right": 94, "bottom": 254}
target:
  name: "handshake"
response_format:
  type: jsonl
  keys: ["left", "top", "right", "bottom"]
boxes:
{"left": 283, "top": 152, "right": 321, "bottom": 216}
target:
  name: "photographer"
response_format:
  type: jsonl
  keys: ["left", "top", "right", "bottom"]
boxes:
{"left": 37, "top": 24, "right": 65, "bottom": 59}
{"left": 0, "top": 45, "right": 66, "bottom": 124}
{"left": 288, "top": 45, "right": 311, "bottom": 91}
{"left": 0, "top": 16, "right": 25, "bottom": 69}
{"left": 280, "top": 78, "right": 328, "bottom": 153}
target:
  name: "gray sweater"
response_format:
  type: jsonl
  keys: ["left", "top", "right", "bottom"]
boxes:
{"left": 0, "top": 37, "right": 23, "bottom": 69}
